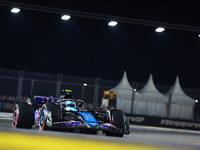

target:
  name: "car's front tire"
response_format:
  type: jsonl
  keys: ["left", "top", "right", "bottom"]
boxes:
{"left": 105, "top": 109, "right": 125, "bottom": 137}
{"left": 39, "top": 102, "right": 60, "bottom": 130}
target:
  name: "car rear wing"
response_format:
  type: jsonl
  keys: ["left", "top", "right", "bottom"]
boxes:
{"left": 27, "top": 95, "right": 59, "bottom": 103}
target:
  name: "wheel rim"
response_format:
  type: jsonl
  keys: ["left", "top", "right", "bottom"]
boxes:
{"left": 40, "top": 109, "right": 47, "bottom": 130}
{"left": 40, "top": 110, "right": 45, "bottom": 125}
{"left": 13, "top": 105, "right": 19, "bottom": 128}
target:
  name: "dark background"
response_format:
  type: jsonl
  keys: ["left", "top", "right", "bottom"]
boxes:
{"left": 1, "top": 0, "right": 200, "bottom": 89}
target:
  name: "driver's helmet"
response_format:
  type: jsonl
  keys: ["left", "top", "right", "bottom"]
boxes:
{"left": 64, "top": 100, "right": 77, "bottom": 111}
{"left": 65, "top": 101, "right": 76, "bottom": 108}
{"left": 64, "top": 93, "right": 73, "bottom": 99}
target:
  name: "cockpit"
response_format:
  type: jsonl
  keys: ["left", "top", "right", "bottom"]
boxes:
{"left": 59, "top": 92, "right": 86, "bottom": 112}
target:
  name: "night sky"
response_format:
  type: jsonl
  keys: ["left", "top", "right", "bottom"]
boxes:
{"left": 1, "top": 0, "right": 200, "bottom": 89}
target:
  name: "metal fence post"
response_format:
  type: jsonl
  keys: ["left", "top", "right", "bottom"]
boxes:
{"left": 16, "top": 70, "right": 24, "bottom": 102}
{"left": 131, "top": 82, "right": 138, "bottom": 114}
{"left": 56, "top": 74, "right": 63, "bottom": 97}
{"left": 30, "top": 79, "right": 36, "bottom": 95}
{"left": 95, "top": 78, "right": 101, "bottom": 106}
{"left": 167, "top": 86, "right": 172, "bottom": 118}
{"left": 93, "top": 78, "right": 101, "bottom": 106}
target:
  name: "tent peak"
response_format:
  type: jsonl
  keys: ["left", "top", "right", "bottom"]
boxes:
{"left": 139, "top": 74, "right": 160, "bottom": 93}
{"left": 175, "top": 76, "right": 180, "bottom": 86}
{"left": 171, "top": 76, "right": 186, "bottom": 95}
{"left": 109, "top": 72, "right": 133, "bottom": 93}
{"left": 118, "top": 71, "right": 132, "bottom": 88}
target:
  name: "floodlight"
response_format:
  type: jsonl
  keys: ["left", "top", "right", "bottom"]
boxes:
{"left": 155, "top": 27, "right": 165, "bottom": 32}
{"left": 11, "top": 8, "right": 20, "bottom": 13}
{"left": 61, "top": 15, "right": 71, "bottom": 20}
{"left": 108, "top": 21, "right": 118, "bottom": 26}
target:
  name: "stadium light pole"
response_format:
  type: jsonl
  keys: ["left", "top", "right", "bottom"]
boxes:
{"left": 81, "top": 83, "right": 87, "bottom": 100}
{"left": 1, "top": 1, "right": 200, "bottom": 32}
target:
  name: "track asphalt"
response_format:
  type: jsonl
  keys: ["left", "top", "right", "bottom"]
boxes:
{"left": 0, "top": 112, "right": 199, "bottom": 150}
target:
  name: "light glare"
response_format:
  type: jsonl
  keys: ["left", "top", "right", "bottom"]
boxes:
{"left": 61, "top": 15, "right": 71, "bottom": 20}
{"left": 155, "top": 27, "right": 165, "bottom": 32}
{"left": 11, "top": 8, "right": 20, "bottom": 13}
{"left": 108, "top": 21, "right": 118, "bottom": 26}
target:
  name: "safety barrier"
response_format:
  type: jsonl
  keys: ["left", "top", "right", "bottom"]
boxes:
{"left": 125, "top": 113, "right": 200, "bottom": 131}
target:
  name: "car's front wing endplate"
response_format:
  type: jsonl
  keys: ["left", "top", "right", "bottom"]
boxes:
{"left": 53, "top": 121, "right": 82, "bottom": 127}
{"left": 100, "top": 123, "right": 121, "bottom": 132}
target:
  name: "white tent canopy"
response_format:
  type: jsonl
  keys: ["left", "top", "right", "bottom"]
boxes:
{"left": 107, "top": 72, "right": 194, "bottom": 119}
{"left": 133, "top": 74, "right": 168, "bottom": 117}
{"left": 109, "top": 71, "right": 141, "bottom": 114}
{"left": 165, "top": 76, "right": 194, "bottom": 120}
{"left": 109, "top": 71, "right": 132, "bottom": 94}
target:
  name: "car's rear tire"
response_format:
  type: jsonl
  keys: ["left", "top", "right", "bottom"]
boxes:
{"left": 105, "top": 109, "right": 125, "bottom": 137}
{"left": 40, "top": 102, "right": 60, "bottom": 130}
{"left": 13, "top": 103, "right": 34, "bottom": 129}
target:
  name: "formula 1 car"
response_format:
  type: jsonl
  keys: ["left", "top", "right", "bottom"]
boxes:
{"left": 12, "top": 92, "right": 130, "bottom": 137}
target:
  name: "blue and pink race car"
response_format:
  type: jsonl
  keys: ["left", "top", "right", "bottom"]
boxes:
{"left": 12, "top": 92, "right": 130, "bottom": 137}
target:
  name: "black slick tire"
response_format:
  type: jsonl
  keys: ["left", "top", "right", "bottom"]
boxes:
{"left": 106, "top": 109, "right": 125, "bottom": 137}
{"left": 40, "top": 102, "right": 60, "bottom": 130}
{"left": 13, "top": 103, "right": 34, "bottom": 129}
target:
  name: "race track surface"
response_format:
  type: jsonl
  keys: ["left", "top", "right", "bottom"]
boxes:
{"left": 0, "top": 112, "right": 200, "bottom": 150}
